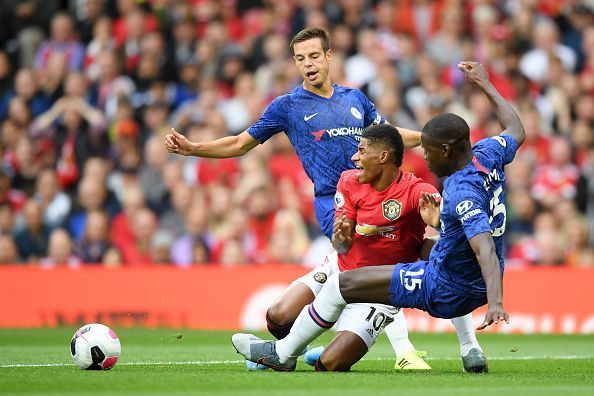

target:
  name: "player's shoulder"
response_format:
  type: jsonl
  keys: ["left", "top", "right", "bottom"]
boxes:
{"left": 334, "top": 84, "right": 366, "bottom": 99}
{"left": 272, "top": 88, "right": 298, "bottom": 105}
{"left": 473, "top": 135, "right": 518, "bottom": 157}
{"left": 400, "top": 172, "right": 439, "bottom": 194}
{"left": 339, "top": 169, "right": 360, "bottom": 186}
{"left": 273, "top": 85, "right": 307, "bottom": 104}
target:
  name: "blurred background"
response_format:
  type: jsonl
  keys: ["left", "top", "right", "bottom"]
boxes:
{"left": 0, "top": 0, "right": 593, "bottom": 332}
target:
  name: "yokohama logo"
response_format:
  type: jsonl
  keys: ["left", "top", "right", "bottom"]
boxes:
{"left": 312, "top": 127, "right": 364, "bottom": 141}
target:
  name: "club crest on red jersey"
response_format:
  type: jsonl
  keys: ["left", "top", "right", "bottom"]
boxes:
{"left": 382, "top": 199, "right": 402, "bottom": 221}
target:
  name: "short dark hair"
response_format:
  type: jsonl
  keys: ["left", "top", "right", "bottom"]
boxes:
{"left": 422, "top": 113, "right": 470, "bottom": 144}
{"left": 289, "top": 27, "right": 330, "bottom": 55}
{"left": 362, "top": 124, "right": 404, "bottom": 167}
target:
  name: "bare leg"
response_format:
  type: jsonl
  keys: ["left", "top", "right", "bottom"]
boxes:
{"left": 266, "top": 282, "right": 314, "bottom": 339}
{"left": 340, "top": 266, "right": 395, "bottom": 304}
{"left": 317, "top": 331, "right": 368, "bottom": 372}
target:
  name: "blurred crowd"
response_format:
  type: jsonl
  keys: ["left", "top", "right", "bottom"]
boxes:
{"left": 0, "top": 0, "right": 592, "bottom": 268}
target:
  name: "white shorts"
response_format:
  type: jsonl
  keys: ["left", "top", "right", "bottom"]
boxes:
{"left": 294, "top": 251, "right": 399, "bottom": 349}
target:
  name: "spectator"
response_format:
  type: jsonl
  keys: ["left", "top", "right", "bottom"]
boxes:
{"left": 0, "top": 167, "right": 25, "bottom": 216}
{"left": 77, "top": 210, "right": 112, "bottom": 264}
{"left": 519, "top": 19, "right": 577, "bottom": 84}
{"left": 0, "top": 233, "right": 18, "bottom": 264}
{"left": 3, "top": 0, "right": 59, "bottom": 68}
{"left": 425, "top": 7, "right": 465, "bottom": 68}
{"left": 110, "top": 185, "right": 146, "bottom": 259}
{"left": 84, "top": 16, "right": 115, "bottom": 82}
{"left": 33, "top": 168, "right": 71, "bottom": 228}
{"left": 150, "top": 229, "right": 175, "bottom": 265}
{"left": 171, "top": 201, "right": 211, "bottom": 267}
{"left": 11, "top": 136, "right": 41, "bottom": 196}
{"left": 159, "top": 180, "right": 195, "bottom": 238}
{"left": 138, "top": 135, "right": 170, "bottom": 214}
{"left": 40, "top": 228, "right": 80, "bottom": 268}
{"left": 91, "top": 51, "right": 135, "bottom": 120}
{"left": 67, "top": 176, "right": 108, "bottom": 241}
{"left": 31, "top": 97, "right": 107, "bottom": 190}
{"left": 266, "top": 208, "right": 310, "bottom": 264}
{"left": 563, "top": 215, "right": 594, "bottom": 267}
{"left": 345, "top": 29, "right": 380, "bottom": 88}
{"left": 34, "top": 13, "right": 85, "bottom": 72}
{"left": 14, "top": 200, "right": 51, "bottom": 262}
{"left": 0, "top": 202, "right": 16, "bottom": 235}
{"left": 119, "top": 207, "right": 158, "bottom": 266}
{"left": 13, "top": 68, "right": 50, "bottom": 118}
{"left": 102, "top": 246, "right": 123, "bottom": 268}
{"left": 531, "top": 137, "right": 580, "bottom": 209}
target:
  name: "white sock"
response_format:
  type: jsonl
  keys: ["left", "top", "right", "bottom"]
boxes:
{"left": 451, "top": 314, "right": 482, "bottom": 356}
{"left": 276, "top": 274, "right": 346, "bottom": 363}
{"left": 384, "top": 309, "right": 415, "bottom": 357}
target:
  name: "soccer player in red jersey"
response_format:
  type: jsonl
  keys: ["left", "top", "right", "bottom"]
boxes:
{"left": 297, "top": 123, "right": 440, "bottom": 371}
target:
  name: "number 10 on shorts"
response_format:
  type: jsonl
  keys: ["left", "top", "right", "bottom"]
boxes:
{"left": 400, "top": 269, "right": 425, "bottom": 291}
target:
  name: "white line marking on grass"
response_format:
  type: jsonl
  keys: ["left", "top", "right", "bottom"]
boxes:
{"left": 0, "top": 360, "right": 244, "bottom": 368}
{"left": 1, "top": 355, "right": 593, "bottom": 368}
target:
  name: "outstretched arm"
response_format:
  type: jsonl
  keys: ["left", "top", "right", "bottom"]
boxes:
{"left": 385, "top": 119, "right": 421, "bottom": 149}
{"left": 468, "top": 232, "right": 509, "bottom": 330}
{"left": 398, "top": 127, "right": 422, "bottom": 149}
{"left": 458, "top": 61, "right": 525, "bottom": 147}
{"left": 164, "top": 129, "right": 260, "bottom": 158}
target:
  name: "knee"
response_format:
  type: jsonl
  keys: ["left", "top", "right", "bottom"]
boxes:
{"left": 320, "top": 349, "right": 352, "bottom": 372}
{"left": 266, "top": 300, "right": 293, "bottom": 325}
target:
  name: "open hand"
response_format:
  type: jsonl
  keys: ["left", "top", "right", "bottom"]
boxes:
{"left": 477, "top": 305, "right": 509, "bottom": 330}
{"left": 458, "top": 61, "right": 490, "bottom": 87}
{"left": 332, "top": 212, "right": 354, "bottom": 252}
{"left": 419, "top": 192, "right": 440, "bottom": 228}
{"left": 165, "top": 128, "right": 194, "bottom": 156}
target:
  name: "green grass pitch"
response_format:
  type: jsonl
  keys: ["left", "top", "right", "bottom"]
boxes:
{"left": 1, "top": 328, "right": 593, "bottom": 395}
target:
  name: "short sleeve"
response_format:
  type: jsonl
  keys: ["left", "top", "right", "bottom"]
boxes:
{"left": 334, "top": 173, "right": 356, "bottom": 220}
{"left": 246, "top": 97, "right": 286, "bottom": 143}
{"left": 483, "top": 134, "right": 519, "bottom": 166}
{"left": 410, "top": 181, "right": 440, "bottom": 212}
{"left": 356, "top": 90, "right": 384, "bottom": 127}
{"left": 452, "top": 188, "right": 492, "bottom": 241}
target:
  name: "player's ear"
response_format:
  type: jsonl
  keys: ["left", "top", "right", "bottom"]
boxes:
{"left": 442, "top": 144, "right": 452, "bottom": 158}
{"left": 379, "top": 150, "right": 389, "bottom": 164}
{"left": 326, "top": 48, "right": 332, "bottom": 61}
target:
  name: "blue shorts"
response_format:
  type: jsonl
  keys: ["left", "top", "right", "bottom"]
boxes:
{"left": 388, "top": 261, "right": 487, "bottom": 319}
{"left": 314, "top": 195, "right": 335, "bottom": 239}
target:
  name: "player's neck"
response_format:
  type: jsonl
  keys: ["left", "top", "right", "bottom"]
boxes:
{"left": 302, "top": 80, "right": 334, "bottom": 98}
{"left": 451, "top": 151, "right": 473, "bottom": 174}
{"left": 371, "top": 167, "right": 400, "bottom": 192}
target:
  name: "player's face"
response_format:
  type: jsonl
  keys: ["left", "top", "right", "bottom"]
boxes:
{"left": 352, "top": 138, "right": 383, "bottom": 184}
{"left": 293, "top": 38, "right": 331, "bottom": 89}
{"left": 421, "top": 133, "right": 448, "bottom": 178}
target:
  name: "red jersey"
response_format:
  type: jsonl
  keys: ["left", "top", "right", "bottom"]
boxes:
{"left": 335, "top": 169, "right": 439, "bottom": 271}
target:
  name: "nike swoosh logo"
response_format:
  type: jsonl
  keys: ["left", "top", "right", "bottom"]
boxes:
{"left": 304, "top": 113, "right": 319, "bottom": 121}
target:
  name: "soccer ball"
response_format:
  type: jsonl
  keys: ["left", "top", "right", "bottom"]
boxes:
{"left": 70, "top": 323, "right": 121, "bottom": 370}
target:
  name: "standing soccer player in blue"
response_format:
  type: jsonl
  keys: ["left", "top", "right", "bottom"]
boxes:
{"left": 166, "top": 28, "right": 486, "bottom": 371}
{"left": 231, "top": 61, "right": 525, "bottom": 371}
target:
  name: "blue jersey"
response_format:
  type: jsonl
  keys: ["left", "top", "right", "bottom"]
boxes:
{"left": 247, "top": 84, "right": 383, "bottom": 198}
{"left": 428, "top": 134, "right": 519, "bottom": 298}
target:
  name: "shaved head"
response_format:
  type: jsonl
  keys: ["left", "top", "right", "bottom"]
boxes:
{"left": 422, "top": 113, "right": 470, "bottom": 145}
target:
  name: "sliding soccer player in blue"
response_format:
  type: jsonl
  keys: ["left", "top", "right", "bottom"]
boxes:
{"left": 231, "top": 61, "right": 525, "bottom": 372}
{"left": 166, "top": 28, "right": 486, "bottom": 372}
